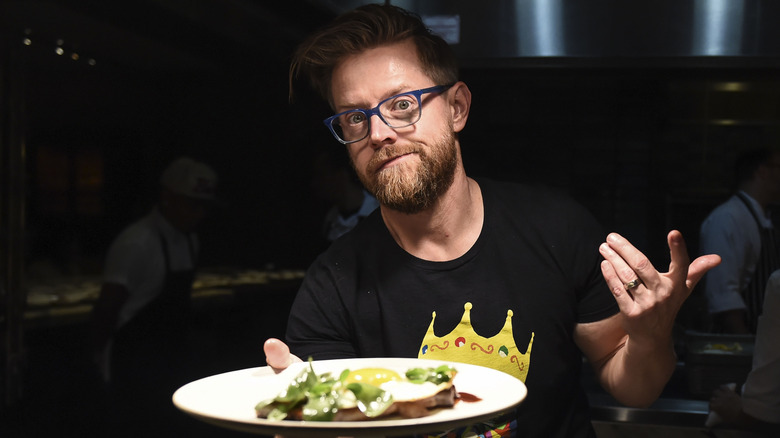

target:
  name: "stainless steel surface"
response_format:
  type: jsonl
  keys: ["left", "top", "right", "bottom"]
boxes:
{"left": 7, "top": 0, "right": 780, "bottom": 80}
{"left": 323, "top": 0, "right": 780, "bottom": 67}
{"left": 589, "top": 393, "right": 709, "bottom": 427}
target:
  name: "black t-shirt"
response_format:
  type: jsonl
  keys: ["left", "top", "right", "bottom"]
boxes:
{"left": 286, "top": 178, "right": 619, "bottom": 437}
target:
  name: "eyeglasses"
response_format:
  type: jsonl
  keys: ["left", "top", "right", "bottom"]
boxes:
{"left": 324, "top": 84, "right": 453, "bottom": 145}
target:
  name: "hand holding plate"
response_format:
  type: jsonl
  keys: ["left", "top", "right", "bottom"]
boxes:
{"left": 264, "top": 338, "right": 302, "bottom": 374}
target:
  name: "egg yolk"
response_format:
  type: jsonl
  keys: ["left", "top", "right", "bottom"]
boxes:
{"left": 345, "top": 368, "right": 402, "bottom": 386}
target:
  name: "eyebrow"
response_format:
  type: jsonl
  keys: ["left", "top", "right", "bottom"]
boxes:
{"left": 336, "top": 85, "right": 413, "bottom": 112}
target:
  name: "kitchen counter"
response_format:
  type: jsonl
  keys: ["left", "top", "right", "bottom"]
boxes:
{"left": 21, "top": 268, "right": 306, "bottom": 329}
{"left": 589, "top": 392, "right": 709, "bottom": 428}
{"left": 584, "top": 360, "right": 775, "bottom": 437}
{"left": 585, "top": 359, "right": 707, "bottom": 424}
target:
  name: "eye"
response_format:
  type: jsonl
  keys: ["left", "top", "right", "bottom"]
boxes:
{"left": 392, "top": 98, "right": 414, "bottom": 112}
{"left": 343, "top": 111, "right": 366, "bottom": 126}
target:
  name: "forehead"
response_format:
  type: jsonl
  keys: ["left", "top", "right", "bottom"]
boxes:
{"left": 330, "top": 40, "right": 431, "bottom": 109}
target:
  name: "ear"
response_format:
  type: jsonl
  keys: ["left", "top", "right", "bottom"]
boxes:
{"left": 449, "top": 82, "right": 471, "bottom": 133}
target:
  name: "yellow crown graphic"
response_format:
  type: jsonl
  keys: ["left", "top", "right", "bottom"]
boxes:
{"left": 418, "top": 302, "right": 534, "bottom": 381}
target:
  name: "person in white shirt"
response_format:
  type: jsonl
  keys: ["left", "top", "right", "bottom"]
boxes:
{"left": 89, "top": 156, "right": 217, "bottom": 432}
{"left": 709, "top": 269, "right": 780, "bottom": 433}
{"left": 700, "top": 147, "right": 780, "bottom": 333}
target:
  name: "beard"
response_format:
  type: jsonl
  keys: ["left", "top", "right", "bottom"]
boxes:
{"left": 356, "top": 130, "right": 458, "bottom": 214}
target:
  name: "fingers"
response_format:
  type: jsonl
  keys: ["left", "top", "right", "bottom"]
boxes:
{"left": 601, "top": 230, "right": 722, "bottom": 299}
{"left": 665, "top": 229, "right": 721, "bottom": 291}
{"left": 602, "top": 231, "right": 691, "bottom": 285}
{"left": 600, "top": 259, "right": 634, "bottom": 310}
{"left": 601, "top": 233, "right": 655, "bottom": 285}
{"left": 665, "top": 230, "right": 689, "bottom": 277}
{"left": 599, "top": 233, "right": 656, "bottom": 304}
{"left": 686, "top": 254, "right": 722, "bottom": 290}
{"left": 263, "top": 338, "right": 301, "bottom": 374}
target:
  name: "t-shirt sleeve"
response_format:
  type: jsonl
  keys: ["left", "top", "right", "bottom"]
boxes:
{"left": 563, "top": 197, "right": 619, "bottom": 324}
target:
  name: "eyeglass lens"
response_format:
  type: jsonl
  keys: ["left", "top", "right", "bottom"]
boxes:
{"left": 332, "top": 93, "right": 422, "bottom": 143}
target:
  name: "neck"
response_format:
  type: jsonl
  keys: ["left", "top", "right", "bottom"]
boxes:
{"left": 380, "top": 171, "right": 483, "bottom": 261}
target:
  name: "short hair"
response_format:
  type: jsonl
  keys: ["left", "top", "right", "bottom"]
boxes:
{"left": 289, "top": 4, "right": 459, "bottom": 106}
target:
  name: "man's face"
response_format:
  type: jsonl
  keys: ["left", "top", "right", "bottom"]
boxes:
{"left": 330, "top": 39, "right": 459, "bottom": 214}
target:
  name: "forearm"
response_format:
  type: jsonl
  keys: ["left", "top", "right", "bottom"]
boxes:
{"left": 596, "top": 335, "right": 677, "bottom": 407}
{"left": 594, "top": 230, "right": 722, "bottom": 408}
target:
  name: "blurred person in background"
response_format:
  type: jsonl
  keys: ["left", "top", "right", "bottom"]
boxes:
{"left": 708, "top": 269, "right": 780, "bottom": 435}
{"left": 700, "top": 147, "right": 780, "bottom": 333}
{"left": 311, "top": 146, "right": 379, "bottom": 243}
{"left": 89, "top": 156, "right": 217, "bottom": 435}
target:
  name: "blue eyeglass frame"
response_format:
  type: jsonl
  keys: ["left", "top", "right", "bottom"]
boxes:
{"left": 323, "top": 84, "right": 454, "bottom": 145}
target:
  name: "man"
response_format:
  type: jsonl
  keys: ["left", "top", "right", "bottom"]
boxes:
{"left": 700, "top": 147, "right": 780, "bottom": 333}
{"left": 708, "top": 269, "right": 780, "bottom": 434}
{"left": 264, "top": 5, "right": 720, "bottom": 437}
{"left": 90, "top": 156, "right": 217, "bottom": 431}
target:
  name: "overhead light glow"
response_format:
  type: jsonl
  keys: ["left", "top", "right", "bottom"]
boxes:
{"left": 713, "top": 82, "right": 749, "bottom": 92}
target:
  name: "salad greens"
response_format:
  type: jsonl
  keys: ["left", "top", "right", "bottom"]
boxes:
{"left": 405, "top": 365, "right": 456, "bottom": 385}
{"left": 255, "top": 359, "right": 394, "bottom": 421}
{"left": 255, "top": 360, "right": 457, "bottom": 421}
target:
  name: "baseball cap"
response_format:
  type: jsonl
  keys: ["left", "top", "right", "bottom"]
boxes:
{"left": 159, "top": 157, "right": 218, "bottom": 200}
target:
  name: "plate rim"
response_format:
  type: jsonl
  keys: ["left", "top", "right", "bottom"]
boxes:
{"left": 173, "top": 357, "right": 527, "bottom": 437}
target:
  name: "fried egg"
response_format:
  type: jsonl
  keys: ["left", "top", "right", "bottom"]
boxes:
{"left": 378, "top": 379, "right": 443, "bottom": 402}
{"left": 344, "top": 367, "right": 402, "bottom": 386}
{"left": 345, "top": 368, "right": 450, "bottom": 402}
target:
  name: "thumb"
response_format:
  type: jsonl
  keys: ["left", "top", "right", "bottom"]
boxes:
{"left": 263, "top": 338, "right": 301, "bottom": 373}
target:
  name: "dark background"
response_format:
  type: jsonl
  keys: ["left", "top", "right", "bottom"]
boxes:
{"left": 3, "top": 0, "right": 780, "bottom": 273}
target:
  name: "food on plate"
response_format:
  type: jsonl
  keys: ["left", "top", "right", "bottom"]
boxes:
{"left": 255, "top": 360, "right": 459, "bottom": 421}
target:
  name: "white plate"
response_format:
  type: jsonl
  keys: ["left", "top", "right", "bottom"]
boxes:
{"left": 173, "top": 357, "right": 527, "bottom": 437}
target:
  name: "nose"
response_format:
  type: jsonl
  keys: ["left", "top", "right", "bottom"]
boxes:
{"left": 368, "top": 113, "right": 396, "bottom": 148}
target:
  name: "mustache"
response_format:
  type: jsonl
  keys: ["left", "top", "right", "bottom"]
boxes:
{"left": 367, "top": 144, "right": 425, "bottom": 175}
